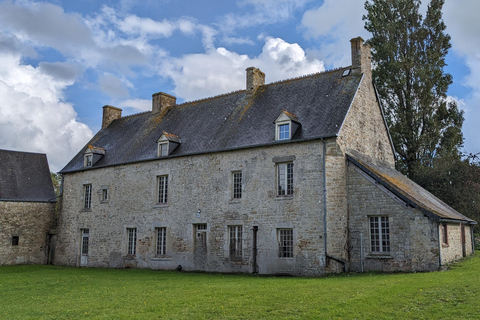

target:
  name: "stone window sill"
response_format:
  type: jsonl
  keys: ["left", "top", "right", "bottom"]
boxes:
{"left": 153, "top": 204, "right": 169, "bottom": 208}
{"left": 366, "top": 254, "right": 393, "bottom": 259}
{"left": 151, "top": 257, "right": 170, "bottom": 261}
{"left": 80, "top": 209, "right": 92, "bottom": 212}
{"left": 275, "top": 196, "right": 294, "bottom": 201}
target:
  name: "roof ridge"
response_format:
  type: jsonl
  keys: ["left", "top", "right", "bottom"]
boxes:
{"left": 176, "top": 89, "right": 245, "bottom": 107}
{"left": 121, "top": 110, "right": 150, "bottom": 119}
{"left": 268, "top": 65, "right": 351, "bottom": 86}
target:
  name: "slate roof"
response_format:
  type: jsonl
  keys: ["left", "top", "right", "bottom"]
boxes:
{"left": 61, "top": 67, "right": 362, "bottom": 173}
{"left": 347, "top": 150, "right": 476, "bottom": 224}
{"left": 0, "top": 149, "right": 57, "bottom": 203}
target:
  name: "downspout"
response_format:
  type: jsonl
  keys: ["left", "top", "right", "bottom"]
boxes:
{"left": 321, "top": 138, "right": 347, "bottom": 272}
{"left": 438, "top": 222, "right": 443, "bottom": 268}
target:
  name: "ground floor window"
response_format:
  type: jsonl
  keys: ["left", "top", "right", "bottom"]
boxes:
{"left": 369, "top": 216, "right": 390, "bottom": 253}
{"left": 441, "top": 223, "right": 448, "bottom": 245}
{"left": 278, "top": 228, "right": 293, "bottom": 258}
{"left": 229, "top": 225, "right": 243, "bottom": 261}
{"left": 156, "top": 227, "right": 166, "bottom": 256}
{"left": 127, "top": 228, "right": 137, "bottom": 255}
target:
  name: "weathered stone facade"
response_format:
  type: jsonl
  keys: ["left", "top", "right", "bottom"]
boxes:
{"left": 55, "top": 37, "right": 475, "bottom": 275}
{"left": 0, "top": 201, "right": 55, "bottom": 265}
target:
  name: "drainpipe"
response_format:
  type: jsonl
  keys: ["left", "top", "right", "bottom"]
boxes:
{"left": 321, "top": 138, "right": 347, "bottom": 272}
{"left": 437, "top": 222, "right": 442, "bottom": 268}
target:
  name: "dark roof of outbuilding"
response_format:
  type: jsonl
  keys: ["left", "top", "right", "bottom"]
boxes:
{"left": 0, "top": 149, "right": 57, "bottom": 203}
{"left": 61, "top": 67, "right": 362, "bottom": 173}
{"left": 347, "top": 151, "right": 476, "bottom": 224}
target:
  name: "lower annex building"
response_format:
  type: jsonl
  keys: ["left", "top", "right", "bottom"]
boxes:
{"left": 55, "top": 38, "right": 476, "bottom": 275}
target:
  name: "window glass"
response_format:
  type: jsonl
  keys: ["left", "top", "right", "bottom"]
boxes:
{"left": 370, "top": 216, "right": 390, "bottom": 253}
{"left": 157, "top": 175, "right": 168, "bottom": 204}
{"left": 229, "top": 225, "right": 243, "bottom": 260}
{"left": 278, "top": 123, "right": 290, "bottom": 140}
{"left": 232, "top": 171, "right": 242, "bottom": 199}
{"left": 278, "top": 229, "right": 293, "bottom": 258}
{"left": 277, "top": 163, "right": 293, "bottom": 196}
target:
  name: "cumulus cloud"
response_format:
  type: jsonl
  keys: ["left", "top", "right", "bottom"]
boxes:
{"left": 301, "top": 0, "right": 368, "bottom": 67}
{"left": 119, "top": 98, "right": 151, "bottom": 112}
{"left": 161, "top": 37, "right": 324, "bottom": 101}
{"left": 0, "top": 52, "right": 93, "bottom": 172}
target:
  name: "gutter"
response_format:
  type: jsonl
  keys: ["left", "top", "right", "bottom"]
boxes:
{"left": 321, "top": 138, "right": 347, "bottom": 273}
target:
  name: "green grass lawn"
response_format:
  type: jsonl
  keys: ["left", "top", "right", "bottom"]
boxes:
{"left": 1, "top": 254, "right": 479, "bottom": 319}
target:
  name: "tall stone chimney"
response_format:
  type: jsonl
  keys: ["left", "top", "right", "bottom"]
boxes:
{"left": 246, "top": 67, "right": 265, "bottom": 97}
{"left": 152, "top": 92, "right": 177, "bottom": 116}
{"left": 350, "top": 37, "right": 372, "bottom": 76}
{"left": 102, "top": 105, "right": 122, "bottom": 129}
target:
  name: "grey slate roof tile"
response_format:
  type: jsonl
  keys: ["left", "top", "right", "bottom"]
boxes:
{"left": 0, "top": 149, "right": 57, "bottom": 202}
{"left": 61, "top": 67, "right": 361, "bottom": 173}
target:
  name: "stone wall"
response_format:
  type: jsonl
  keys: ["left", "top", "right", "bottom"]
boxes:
{"left": 0, "top": 201, "right": 55, "bottom": 265}
{"left": 347, "top": 163, "right": 441, "bottom": 272}
{"left": 55, "top": 140, "right": 331, "bottom": 276}
{"left": 440, "top": 223, "right": 473, "bottom": 265}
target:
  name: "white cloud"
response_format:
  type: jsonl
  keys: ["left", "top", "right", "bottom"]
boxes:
{"left": 443, "top": 0, "right": 480, "bottom": 153}
{"left": 119, "top": 98, "right": 151, "bottom": 112}
{"left": 161, "top": 37, "right": 324, "bottom": 101}
{"left": 98, "top": 73, "right": 131, "bottom": 98}
{"left": 301, "top": 0, "right": 368, "bottom": 67}
{"left": 0, "top": 52, "right": 93, "bottom": 172}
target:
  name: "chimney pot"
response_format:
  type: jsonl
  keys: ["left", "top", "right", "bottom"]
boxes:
{"left": 152, "top": 92, "right": 177, "bottom": 115}
{"left": 246, "top": 67, "right": 265, "bottom": 96}
{"left": 102, "top": 105, "right": 122, "bottom": 129}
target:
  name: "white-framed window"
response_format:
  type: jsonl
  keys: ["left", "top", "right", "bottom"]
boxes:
{"left": 369, "top": 216, "right": 390, "bottom": 253}
{"left": 83, "top": 184, "right": 92, "bottom": 209}
{"left": 277, "top": 123, "right": 290, "bottom": 140}
{"left": 229, "top": 225, "right": 243, "bottom": 261}
{"left": 195, "top": 224, "right": 207, "bottom": 247}
{"left": 81, "top": 229, "right": 89, "bottom": 255}
{"left": 127, "top": 228, "right": 137, "bottom": 255}
{"left": 441, "top": 223, "right": 448, "bottom": 245}
{"left": 278, "top": 229, "right": 293, "bottom": 258}
{"left": 277, "top": 162, "right": 293, "bottom": 196}
{"left": 158, "top": 142, "right": 168, "bottom": 157}
{"left": 84, "top": 154, "right": 93, "bottom": 167}
{"left": 156, "top": 227, "right": 166, "bottom": 256}
{"left": 232, "top": 171, "right": 242, "bottom": 199}
{"left": 157, "top": 175, "right": 168, "bottom": 204}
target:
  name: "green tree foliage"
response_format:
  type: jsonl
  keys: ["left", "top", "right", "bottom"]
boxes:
{"left": 364, "top": 0, "right": 464, "bottom": 180}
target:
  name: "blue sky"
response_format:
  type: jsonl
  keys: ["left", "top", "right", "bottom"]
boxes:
{"left": 0, "top": 0, "right": 478, "bottom": 171}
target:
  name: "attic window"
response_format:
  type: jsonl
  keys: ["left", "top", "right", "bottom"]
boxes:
{"left": 342, "top": 69, "right": 351, "bottom": 77}
{"left": 157, "top": 132, "right": 181, "bottom": 157}
{"left": 84, "top": 154, "right": 93, "bottom": 167}
{"left": 274, "top": 110, "right": 300, "bottom": 141}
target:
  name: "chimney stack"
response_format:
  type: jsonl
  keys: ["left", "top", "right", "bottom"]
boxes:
{"left": 350, "top": 37, "right": 371, "bottom": 76}
{"left": 246, "top": 67, "right": 265, "bottom": 97}
{"left": 102, "top": 105, "right": 122, "bottom": 129}
{"left": 152, "top": 92, "right": 177, "bottom": 116}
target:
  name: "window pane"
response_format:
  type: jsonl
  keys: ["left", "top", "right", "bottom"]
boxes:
{"left": 156, "top": 227, "right": 166, "bottom": 256}
{"left": 233, "top": 172, "right": 242, "bottom": 199}
{"left": 370, "top": 216, "right": 389, "bottom": 253}
{"left": 279, "top": 124, "right": 290, "bottom": 140}
{"left": 127, "top": 228, "right": 137, "bottom": 255}
{"left": 277, "top": 163, "right": 293, "bottom": 196}
{"left": 84, "top": 184, "right": 92, "bottom": 209}
{"left": 229, "top": 225, "right": 243, "bottom": 260}
{"left": 160, "top": 143, "right": 168, "bottom": 156}
{"left": 278, "top": 229, "right": 293, "bottom": 258}
{"left": 157, "top": 175, "right": 168, "bottom": 204}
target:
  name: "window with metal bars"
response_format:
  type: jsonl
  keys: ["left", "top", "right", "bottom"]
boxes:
{"left": 157, "top": 175, "right": 168, "bottom": 204}
{"left": 127, "top": 228, "right": 137, "bottom": 255}
{"left": 156, "top": 227, "right": 166, "bottom": 256}
{"left": 369, "top": 216, "right": 390, "bottom": 253}
{"left": 277, "top": 163, "right": 293, "bottom": 196}
{"left": 232, "top": 171, "right": 242, "bottom": 199}
{"left": 195, "top": 224, "right": 207, "bottom": 247}
{"left": 278, "top": 229, "right": 293, "bottom": 258}
{"left": 83, "top": 184, "right": 92, "bottom": 209}
{"left": 229, "top": 225, "right": 243, "bottom": 260}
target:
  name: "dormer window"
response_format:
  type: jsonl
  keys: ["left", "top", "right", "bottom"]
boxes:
{"left": 274, "top": 110, "right": 300, "bottom": 141}
{"left": 83, "top": 145, "right": 105, "bottom": 168}
{"left": 157, "top": 132, "right": 181, "bottom": 157}
{"left": 84, "top": 154, "right": 93, "bottom": 167}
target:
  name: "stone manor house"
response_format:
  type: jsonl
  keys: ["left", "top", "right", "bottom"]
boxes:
{"left": 55, "top": 38, "right": 476, "bottom": 276}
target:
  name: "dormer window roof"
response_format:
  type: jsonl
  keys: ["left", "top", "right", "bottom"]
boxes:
{"left": 83, "top": 145, "right": 106, "bottom": 168}
{"left": 157, "top": 132, "right": 181, "bottom": 157}
{"left": 274, "top": 110, "right": 300, "bottom": 141}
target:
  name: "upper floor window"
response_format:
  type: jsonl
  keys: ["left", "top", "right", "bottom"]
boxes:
{"left": 277, "top": 162, "right": 293, "bottom": 196}
{"left": 83, "top": 146, "right": 105, "bottom": 168}
{"left": 369, "top": 216, "right": 390, "bottom": 253}
{"left": 274, "top": 110, "right": 300, "bottom": 141}
{"left": 84, "top": 154, "right": 93, "bottom": 167}
{"left": 83, "top": 184, "right": 92, "bottom": 209}
{"left": 157, "top": 132, "right": 181, "bottom": 157}
{"left": 157, "top": 175, "right": 168, "bottom": 204}
{"left": 232, "top": 171, "right": 242, "bottom": 199}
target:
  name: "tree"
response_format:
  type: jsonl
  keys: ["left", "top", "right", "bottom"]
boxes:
{"left": 363, "top": 0, "right": 464, "bottom": 180}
